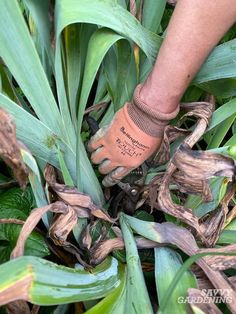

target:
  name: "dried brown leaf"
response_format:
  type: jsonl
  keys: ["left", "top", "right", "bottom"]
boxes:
{"left": 0, "top": 109, "right": 28, "bottom": 188}
{"left": 49, "top": 205, "right": 78, "bottom": 245}
{"left": 199, "top": 182, "right": 236, "bottom": 246}
{"left": 179, "top": 100, "right": 215, "bottom": 126}
{"left": 172, "top": 144, "right": 235, "bottom": 181}
{"left": 223, "top": 183, "right": 236, "bottom": 227}
{"left": 81, "top": 224, "right": 92, "bottom": 250}
{"left": 73, "top": 206, "right": 90, "bottom": 218}
{"left": 191, "top": 264, "right": 214, "bottom": 290}
{"left": 62, "top": 242, "right": 90, "bottom": 269}
{"left": 90, "top": 235, "right": 161, "bottom": 265}
{"left": 153, "top": 125, "right": 189, "bottom": 165}
{"left": 156, "top": 164, "right": 205, "bottom": 239}
{"left": 225, "top": 205, "right": 236, "bottom": 227}
{"left": 89, "top": 204, "right": 115, "bottom": 223}
{"left": 200, "top": 209, "right": 226, "bottom": 247}
{"left": 173, "top": 171, "right": 213, "bottom": 202}
{"left": 90, "top": 238, "right": 124, "bottom": 265}
{"left": 201, "top": 244, "right": 236, "bottom": 271}
{"left": 150, "top": 98, "right": 235, "bottom": 245}
{"left": 5, "top": 301, "right": 30, "bottom": 314}
{"left": 45, "top": 165, "right": 115, "bottom": 223}
{"left": 11, "top": 201, "right": 68, "bottom": 258}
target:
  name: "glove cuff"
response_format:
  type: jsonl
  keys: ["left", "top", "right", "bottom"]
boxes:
{"left": 127, "top": 84, "right": 179, "bottom": 137}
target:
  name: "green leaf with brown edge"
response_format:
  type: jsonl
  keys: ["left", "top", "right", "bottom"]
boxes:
{"left": 0, "top": 256, "right": 121, "bottom": 306}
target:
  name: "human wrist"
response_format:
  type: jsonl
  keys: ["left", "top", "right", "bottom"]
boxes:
{"left": 139, "top": 80, "right": 180, "bottom": 114}
{"left": 127, "top": 84, "right": 179, "bottom": 137}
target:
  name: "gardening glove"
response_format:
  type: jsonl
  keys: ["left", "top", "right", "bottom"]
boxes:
{"left": 88, "top": 84, "right": 179, "bottom": 187}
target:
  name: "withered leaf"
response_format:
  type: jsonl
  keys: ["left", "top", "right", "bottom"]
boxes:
{"left": 90, "top": 235, "right": 161, "bottom": 265}
{"left": 172, "top": 143, "right": 235, "bottom": 181}
{"left": 172, "top": 171, "right": 213, "bottom": 202}
{"left": 90, "top": 238, "right": 124, "bottom": 265}
{"left": 191, "top": 264, "right": 214, "bottom": 290}
{"left": 0, "top": 108, "right": 28, "bottom": 188}
{"left": 81, "top": 224, "right": 92, "bottom": 250}
{"left": 201, "top": 244, "right": 236, "bottom": 271}
{"left": 49, "top": 205, "right": 78, "bottom": 246}
{"left": 5, "top": 301, "right": 30, "bottom": 314}
{"left": 150, "top": 97, "right": 236, "bottom": 246}
{"left": 152, "top": 125, "right": 189, "bottom": 166}
{"left": 45, "top": 165, "right": 115, "bottom": 223}
{"left": 155, "top": 163, "right": 205, "bottom": 240}
{"left": 179, "top": 100, "right": 215, "bottom": 126}
{"left": 11, "top": 201, "right": 68, "bottom": 258}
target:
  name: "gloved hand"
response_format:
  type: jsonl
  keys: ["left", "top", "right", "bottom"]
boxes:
{"left": 88, "top": 85, "right": 179, "bottom": 187}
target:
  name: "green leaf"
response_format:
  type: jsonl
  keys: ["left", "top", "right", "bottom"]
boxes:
{"left": 114, "top": 40, "right": 134, "bottom": 111}
{"left": 207, "top": 98, "right": 236, "bottom": 132}
{"left": 21, "top": 148, "right": 51, "bottom": 228}
{"left": 0, "top": 224, "right": 49, "bottom": 263}
{"left": 0, "top": 256, "right": 121, "bottom": 305}
{"left": 123, "top": 214, "right": 165, "bottom": 243}
{"left": 55, "top": 0, "right": 161, "bottom": 62}
{"left": 0, "top": 0, "right": 65, "bottom": 139}
{"left": 57, "top": 145, "right": 74, "bottom": 187}
{"left": 76, "top": 28, "right": 122, "bottom": 190}
{"left": 142, "top": 0, "right": 166, "bottom": 34}
{"left": 85, "top": 264, "right": 126, "bottom": 314}
{"left": 225, "top": 134, "right": 236, "bottom": 147}
{"left": 21, "top": 149, "right": 48, "bottom": 208}
{"left": 78, "top": 28, "right": 123, "bottom": 133}
{"left": 0, "top": 187, "right": 34, "bottom": 220}
{"left": 23, "top": 0, "right": 53, "bottom": 73}
{"left": 155, "top": 247, "right": 197, "bottom": 314}
{"left": 63, "top": 24, "right": 82, "bottom": 127}
{"left": 197, "top": 78, "right": 236, "bottom": 98}
{"left": 207, "top": 115, "right": 236, "bottom": 149}
{"left": 194, "top": 39, "right": 236, "bottom": 84}
{"left": 217, "top": 230, "right": 236, "bottom": 244}
{"left": 120, "top": 214, "right": 153, "bottom": 314}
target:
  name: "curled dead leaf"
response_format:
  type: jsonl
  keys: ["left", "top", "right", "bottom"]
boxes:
{"left": 152, "top": 125, "right": 189, "bottom": 166}
{"left": 49, "top": 205, "right": 78, "bottom": 246}
{"left": 80, "top": 224, "right": 92, "bottom": 250}
{"left": 11, "top": 201, "right": 68, "bottom": 258}
{"left": 90, "top": 235, "right": 161, "bottom": 265}
{"left": 0, "top": 108, "right": 28, "bottom": 188}
{"left": 173, "top": 170, "right": 213, "bottom": 202}
{"left": 44, "top": 165, "right": 115, "bottom": 223}
{"left": 172, "top": 143, "right": 235, "bottom": 181}
{"left": 149, "top": 97, "right": 236, "bottom": 246}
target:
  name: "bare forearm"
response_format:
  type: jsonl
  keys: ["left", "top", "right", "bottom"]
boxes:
{"left": 140, "top": 0, "right": 236, "bottom": 113}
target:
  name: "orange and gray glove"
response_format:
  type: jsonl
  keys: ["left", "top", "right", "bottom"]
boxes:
{"left": 88, "top": 85, "right": 179, "bottom": 187}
